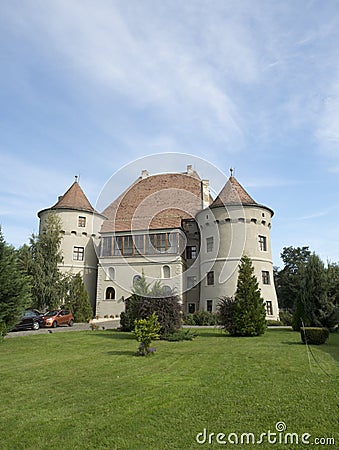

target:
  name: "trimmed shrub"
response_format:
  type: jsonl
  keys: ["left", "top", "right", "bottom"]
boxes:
{"left": 120, "top": 294, "right": 182, "bottom": 335}
{"left": 300, "top": 327, "right": 329, "bottom": 345}
{"left": 182, "top": 313, "right": 196, "bottom": 326}
{"left": 266, "top": 320, "right": 283, "bottom": 326}
{"left": 162, "top": 329, "right": 198, "bottom": 341}
{"left": 279, "top": 311, "right": 293, "bottom": 326}
{"left": 190, "top": 310, "right": 220, "bottom": 326}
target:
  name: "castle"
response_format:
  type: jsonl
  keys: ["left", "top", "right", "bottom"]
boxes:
{"left": 38, "top": 166, "right": 279, "bottom": 320}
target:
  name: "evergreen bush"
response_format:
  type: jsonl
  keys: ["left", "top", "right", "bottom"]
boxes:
{"left": 300, "top": 327, "right": 329, "bottom": 345}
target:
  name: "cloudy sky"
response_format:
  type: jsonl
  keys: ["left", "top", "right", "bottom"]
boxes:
{"left": 1, "top": 0, "right": 338, "bottom": 266}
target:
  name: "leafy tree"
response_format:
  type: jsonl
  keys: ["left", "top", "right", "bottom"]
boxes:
{"left": 120, "top": 273, "right": 182, "bottom": 335}
{"left": 0, "top": 228, "right": 31, "bottom": 338}
{"left": 63, "top": 273, "right": 93, "bottom": 322}
{"left": 274, "top": 246, "right": 311, "bottom": 311}
{"left": 231, "top": 255, "right": 266, "bottom": 336}
{"left": 133, "top": 312, "right": 161, "bottom": 356}
{"left": 293, "top": 253, "right": 336, "bottom": 330}
{"left": 327, "top": 262, "right": 339, "bottom": 306}
{"left": 29, "top": 213, "right": 64, "bottom": 310}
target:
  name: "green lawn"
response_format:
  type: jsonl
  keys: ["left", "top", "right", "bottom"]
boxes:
{"left": 0, "top": 329, "right": 338, "bottom": 450}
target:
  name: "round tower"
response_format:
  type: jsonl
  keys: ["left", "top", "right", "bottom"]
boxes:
{"left": 196, "top": 174, "right": 279, "bottom": 320}
{"left": 38, "top": 178, "right": 106, "bottom": 312}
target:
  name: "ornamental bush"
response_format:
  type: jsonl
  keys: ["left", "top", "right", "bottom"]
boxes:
{"left": 120, "top": 293, "right": 182, "bottom": 335}
{"left": 133, "top": 312, "right": 161, "bottom": 356}
{"left": 300, "top": 327, "right": 329, "bottom": 345}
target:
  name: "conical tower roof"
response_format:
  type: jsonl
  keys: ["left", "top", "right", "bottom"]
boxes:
{"left": 51, "top": 180, "right": 94, "bottom": 213}
{"left": 211, "top": 176, "right": 257, "bottom": 208}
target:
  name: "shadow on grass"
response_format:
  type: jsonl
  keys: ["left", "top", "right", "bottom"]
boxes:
{"left": 90, "top": 330, "right": 135, "bottom": 340}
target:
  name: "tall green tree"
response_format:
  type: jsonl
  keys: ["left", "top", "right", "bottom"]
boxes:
{"left": 274, "top": 246, "right": 311, "bottom": 311}
{"left": 63, "top": 273, "right": 93, "bottom": 322}
{"left": 0, "top": 228, "right": 31, "bottom": 338}
{"left": 29, "top": 213, "right": 64, "bottom": 310}
{"left": 232, "top": 255, "right": 266, "bottom": 336}
{"left": 293, "top": 253, "right": 336, "bottom": 330}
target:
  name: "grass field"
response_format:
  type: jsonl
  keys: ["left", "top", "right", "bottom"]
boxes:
{"left": 1, "top": 328, "right": 338, "bottom": 450}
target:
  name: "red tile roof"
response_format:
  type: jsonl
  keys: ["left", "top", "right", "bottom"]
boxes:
{"left": 51, "top": 181, "right": 95, "bottom": 212}
{"left": 101, "top": 172, "right": 209, "bottom": 233}
{"left": 211, "top": 176, "right": 257, "bottom": 207}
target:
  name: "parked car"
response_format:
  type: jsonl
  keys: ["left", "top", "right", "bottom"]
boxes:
{"left": 43, "top": 310, "right": 74, "bottom": 328}
{"left": 13, "top": 309, "right": 45, "bottom": 331}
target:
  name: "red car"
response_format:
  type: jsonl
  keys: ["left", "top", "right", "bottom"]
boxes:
{"left": 43, "top": 310, "right": 74, "bottom": 328}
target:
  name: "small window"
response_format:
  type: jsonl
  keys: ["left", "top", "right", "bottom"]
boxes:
{"left": 266, "top": 301, "right": 273, "bottom": 316}
{"left": 108, "top": 267, "right": 115, "bottom": 281}
{"left": 262, "top": 271, "right": 270, "bottom": 285}
{"left": 105, "top": 287, "right": 115, "bottom": 300}
{"left": 163, "top": 265, "right": 170, "bottom": 279}
{"left": 238, "top": 218, "right": 245, "bottom": 223}
{"left": 188, "top": 303, "right": 196, "bottom": 314}
{"left": 187, "top": 276, "right": 197, "bottom": 289}
{"left": 258, "top": 235, "right": 267, "bottom": 251}
{"left": 73, "top": 246, "right": 84, "bottom": 261}
{"left": 207, "top": 271, "right": 214, "bottom": 285}
{"left": 251, "top": 218, "right": 257, "bottom": 224}
{"left": 206, "top": 300, "right": 213, "bottom": 313}
{"left": 206, "top": 237, "right": 214, "bottom": 253}
{"left": 78, "top": 216, "right": 86, "bottom": 227}
{"left": 186, "top": 245, "right": 197, "bottom": 259}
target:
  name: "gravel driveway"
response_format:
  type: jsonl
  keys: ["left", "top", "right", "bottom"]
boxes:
{"left": 5, "top": 320, "right": 120, "bottom": 338}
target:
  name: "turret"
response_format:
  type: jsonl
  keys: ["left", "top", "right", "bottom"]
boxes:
{"left": 196, "top": 173, "right": 279, "bottom": 320}
{"left": 38, "top": 178, "right": 106, "bottom": 311}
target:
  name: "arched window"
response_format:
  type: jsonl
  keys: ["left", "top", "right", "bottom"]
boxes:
{"left": 163, "top": 265, "right": 170, "bottom": 278}
{"left": 163, "top": 285, "right": 172, "bottom": 296}
{"left": 105, "top": 287, "right": 115, "bottom": 300}
{"left": 133, "top": 275, "right": 142, "bottom": 286}
{"left": 108, "top": 267, "right": 115, "bottom": 281}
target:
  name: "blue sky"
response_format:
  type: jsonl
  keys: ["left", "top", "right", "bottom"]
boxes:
{"left": 1, "top": 0, "right": 338, "bottom": 266}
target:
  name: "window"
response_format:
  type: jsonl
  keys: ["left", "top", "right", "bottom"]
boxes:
{"left": 262, "top": 271, "right": 270, "bottom": 285}
{"left": 186, "top": 245, "right": 197, "bottom": 259}
{"left": 188, "top": 303, "right": 196, "bottom": 314}
{"left": 207, "top": 271, "right": 214, "bottom": 285}
{"left": 78, "top": 216, "right": 86, "bottom": 227}
{"left": 105, "top": 287, "right": 115, "bottom": 300}
{"left": 187, "top": 276, "right": 197, "bottom": 289}
{"left": 123, "top": 236, "right": 133, "bottom": 255}
{"left": 163, "top": 265, "right": 170, "bottom": 279}
{"left": 108, "top": 267, "right": 115, "bottom": 281}
{"left": 133, "top": 275, "right": 142, "bottom": 286}
{"left": 206, "top": 237, "right": 214, "bottom": 253}
{"left": 114, "top": 236, "right": 123, "bottom": 255}
{"left": 258, "top": 235, "right": 267, "bottom": 251}
{"left": 266, "top": 301, "right": 273, "bottom": 316}
{"left": 102, "top": 237, "right": 112, "bottom": 256}
{"left": 206, "top": 300, "right": 213, "bottom": 313}
{"left": 73, "top": 246, "right": 84, "bottom": 261}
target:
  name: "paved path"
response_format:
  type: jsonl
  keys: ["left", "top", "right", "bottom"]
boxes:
{"left": 5, "top": 320, "right": 120, "bottom": 338}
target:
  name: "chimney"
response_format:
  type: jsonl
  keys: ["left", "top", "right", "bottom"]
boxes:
{"left": 201, "top": 180, "right": 210, "bottom": 209}
{"left": 141, "top": 170, "right": 149, "bottom": 179}
{"left": 187, "top": 164, "right": 193, "bottom": 175}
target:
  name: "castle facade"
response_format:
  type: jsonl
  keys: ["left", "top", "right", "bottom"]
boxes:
{"left": 38, "top": 166, "right": 279, "bottom": 320}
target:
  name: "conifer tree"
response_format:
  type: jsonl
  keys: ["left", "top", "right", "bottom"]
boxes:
{"left": 0, "top": 228, "right": 31, "bottom": 338}
{"left": 29, "top": 213, "right": 64, "bottom": 310}
{"left": 293, "top": 253, "right": 335, "bottom": 329}
{"left": 232, "top": 255, "right": 266, "bottom": 336}
{"left": 64, "top": 273, "right": 93, "bottom": 322}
